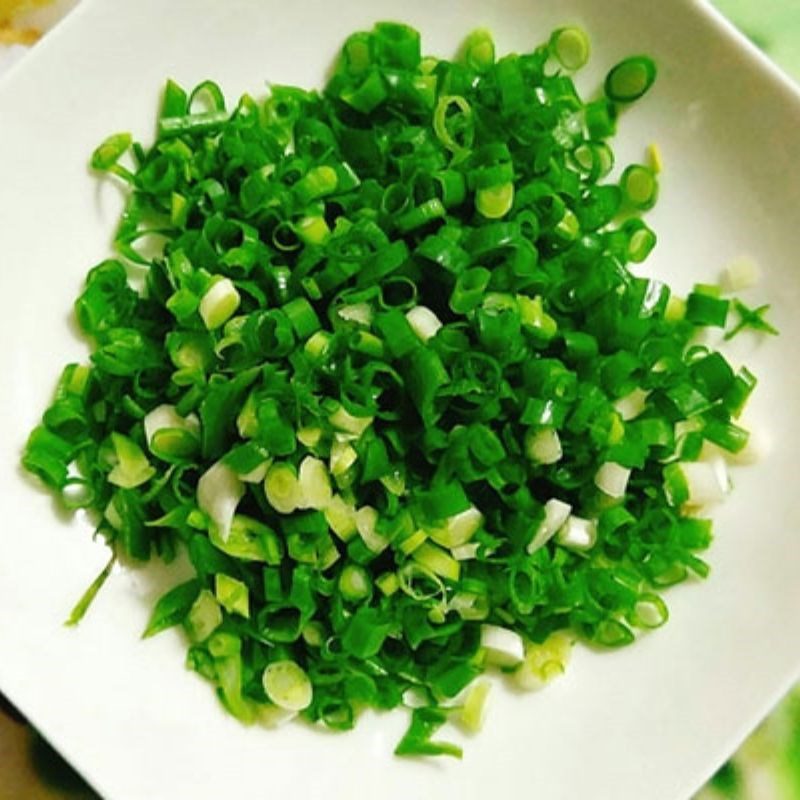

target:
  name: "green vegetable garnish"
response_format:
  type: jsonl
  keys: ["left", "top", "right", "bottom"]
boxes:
{"left": 22, "top": 22, "right": 769, "bottom": 756}
{"left": 724, "top": 299, "right": 779, "bottom": 340}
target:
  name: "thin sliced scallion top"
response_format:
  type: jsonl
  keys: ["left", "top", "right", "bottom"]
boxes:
{"left": 23, "top": 21, "right": 770, "bottom": 758}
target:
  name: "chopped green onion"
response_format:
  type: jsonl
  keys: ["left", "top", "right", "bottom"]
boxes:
{"left": 724, "top": 299, "right": 778, "bottom": 340}
{"left": 185, "top": 588, "right": 223, "bottom": 642}
{"left": 620, "top": 164, "right": 658, "bottom": 209}
{"left": 549, "top": 27, "right": 590, "bottom": 71}
{"left": 263, "top": 462, "right": 303, "bottom": 514}
{"left": 457, "top": 679, "right": 491, "bottom": 733}
{"left": 513, "top": 632, "right": 573, "bottom": 691}
{"left": 23, "top": 21, "right": 768, "bottom": 760}
{"left": 525, "top": 427, "right": 563, "bottom": 465}
{"left": 475, "top": 183, "right": 514, "bottom": 219}
{"left": 262, "top": 660, "right": 313, "bottom": 711}
{"left": 198, "top": 461, "right": 244, "bottom": 542}
{"left": 199, "top": 278, "right": 241, "bottom": 330}
{"left": 214, "top": 573, "right": 249, "bottom": 618}
{"left": 605, "top": 55, "right": 657, "bottom": 102}
{"left": 555, "top": 515, "right": 598, "bottom": 551}
{"left": 480, "top": 624, "right": 524, "bottom": 667}
{"left": 463, "top": 28, "right": 495, "bottom": 72}
{"left": 107, "top": 433, "right": 155, "bottom": 489}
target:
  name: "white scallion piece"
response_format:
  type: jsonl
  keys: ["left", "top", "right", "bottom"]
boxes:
{"left": 263, "top": 462, "right": 303, "bottom": 514}
{"left": 257, "top": 705, "right": 297, "bottom": 729}
{"left": 329, "top": 404, "right": 373, "bottom": 438}
{"left": 324, "top": 495, "right": 358, "bottom": 541}
{"left": 527, "top": 498, "right": 572, "bottom": 554}
{"left": 721, "top": 418, "right": 770, "bottom": 466}
{"left": 356, "top": 506, "right": 390, "bottom": 553}
{"left": 524, "top": 426, "right": 562, "bottom": 464}
{"left": 613, "top": 388, "right": 649, "bottom": 421}
{"left": 197, "top": 460, "right": 244, "bottom": 542}
{"left": 451, "top": 542, "right": 480, "bottom": 561}
{"left": 680, "top": 458, "right": 730, "bottom": 507}
{"left": 297, "top": 456, "right": 332, "bottom": 510}
{"left": 555, "top": 515, "right": 597, "bottom": 551}
{"left": 429, "top": 506, "right": 483, "bottom": 548}
{"left": 448, "top": 591, "right": 489, "bottom": 621}
{"left": 199, "top": 277, "right": 241, "bottom": 330}
{"left": 238, "top": 459, "right": 271, "bottom": 484}
{"left": 336, "top": 302, "right": 373, "bottom": 326}
{"left": 412, "top": 542, "right": 460, "bottom": 582}
{"left": 514, "top": 631, "right": 573, "bottom": 691}
{"left": 405, "top": 305, "right": 443, "bottom": 342}
{"left": 480, "top": 624, "right": 525, "bottom": 667}
{"left": 457, "top": 679, "right": 492, "bottom": 733}
{"left": 329, "top": 439, "right": 358, "bottom": 477}
{"left": 262, "top": 660, "right": 313, "bottom": 711}
{"left": 297, "top": 426, "right": 322, "bottom": 448}
{"left": 594, "top": 462, "right": 631, "bottom": 498}
{"left": 143, "top": 404, "right": 200, "bottom": 446}
{"left": 664, "top": 458, "right": 730, "bottom": 508}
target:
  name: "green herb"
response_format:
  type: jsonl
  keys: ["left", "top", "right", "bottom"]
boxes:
{"left": 724, "top": 299, "right": 779, "bottom": 340}
{"left": 22, "top": 22, "right": 767, "bottom": 756}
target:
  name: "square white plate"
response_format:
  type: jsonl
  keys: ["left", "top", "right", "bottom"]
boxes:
{"left": 1, "top": 1, "right": 799, "bottom": 798}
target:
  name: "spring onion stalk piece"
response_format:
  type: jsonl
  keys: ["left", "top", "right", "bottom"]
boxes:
{"left": 405, "top": 305, "right": 443, "bottom": 342}
{"left": 556, "top": 516, "right": 598, "bottom": 551}
{"left": 324, "top": 495, "right": 358, "bottom": 541}
{"left": 480, "top": 624, "right": 525, "bottom": 667}
{"left": 23, "top": 21, "right": 771, "bottom": 758}
{"left": 620, "top": 164, "right": 658, "bottom": 210}
{"left": 451, "top": 542, "right": 480, "bottom": 561}
{"left": 463, "top": 28, "right": 495, "bottom": 72}
{"left": 143, "top": 404, "right": 199, "bottom": 447}
{"left": 721, "top": 421, "right": 769, "bottom": 466}
{"left": 65, "top": 553, "right": 116, "bottom": 627}
{"left": 262, "top": 661, "right": 313, "bottom": 712}
{"left": 198, "top": 461, "right": 244, "bottom": 542}
{"left": 525, "top": 427, "right": 563, "bottom": 465}
{"left": 107, "top": 433, "right": 155, "bottom": 488}
{"left": 199, "top": 278, "right": 241, "bottom": 330}
{"left": 663, "top": 459, "right": 729, "bottom": 508}
{"left": 475, "top": 183, "right": 514, "bottom": 219}
{"left": 215, "top": 574, "right": 250, "bottom": 618}
{"left": 457, "top": 679, "right": 492, "bottom": 733}
{"left": 527, "top": 499, "right": 572, "bottom": 554}
{"left": 549, "top": 26, "right": 590, "bottom": 71}
{"left": 297, "top": 456, "right": 332, "bottom": 510}
{"left": 429, "top": 506, "right": 483, "bottom": 548}
{"left": 263, "top": 462, "right": 303, "bottom": 514}
{"left": 613, "top": 388, "right": 649, "bottom": 421}
{"left": 513, "top": 632, "right": 573, "bottom": 691}
{"left": 594, "top": 462, "right": 631, "bottom": 498}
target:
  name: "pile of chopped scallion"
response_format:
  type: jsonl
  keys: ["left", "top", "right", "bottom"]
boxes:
{"left": 22, "top": 22, "right": 773, "bottom": 757}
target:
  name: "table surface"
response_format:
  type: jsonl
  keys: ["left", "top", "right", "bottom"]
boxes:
{"left": 1, "top": 1, "right": 798, "bottom": 799}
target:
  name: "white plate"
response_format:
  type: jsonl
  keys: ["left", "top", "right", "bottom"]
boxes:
{"left": 1, "top": 1, "right": 800, "bottom": 798}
